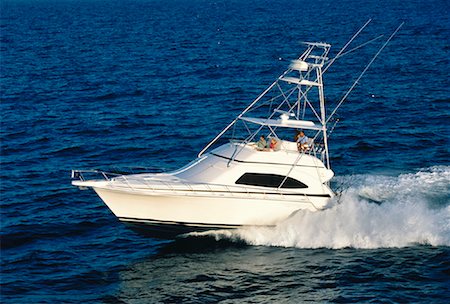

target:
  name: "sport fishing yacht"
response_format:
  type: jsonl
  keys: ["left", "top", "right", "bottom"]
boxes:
{"left": 72, "top": 23, "right": 401, "bottom": 236}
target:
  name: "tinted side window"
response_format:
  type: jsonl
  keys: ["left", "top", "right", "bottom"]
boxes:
{"left": 236, "top": 173, "right": 308, "bottom": 189}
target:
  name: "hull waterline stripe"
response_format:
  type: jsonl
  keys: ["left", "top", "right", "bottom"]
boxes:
{"left": 118, "top": 217, "right": 272, "bottom": 229}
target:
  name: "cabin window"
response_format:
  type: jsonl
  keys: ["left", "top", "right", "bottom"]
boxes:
{"left": 235, "top": 173, "right": 308, "bottom": 189}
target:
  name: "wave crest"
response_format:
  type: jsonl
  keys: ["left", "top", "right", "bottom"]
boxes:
{"left": 192, "top": 166, "right": 450, "bottom": 249}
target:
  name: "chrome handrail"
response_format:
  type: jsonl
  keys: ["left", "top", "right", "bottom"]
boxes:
{"left": 72, "top": 169, "right": 320, "bottom": 208}
{"left": 71, "top": 169, "right": 120, "bottom": 181}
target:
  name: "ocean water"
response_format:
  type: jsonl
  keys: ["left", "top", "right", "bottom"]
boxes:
{"left": 1, "top": 0, "right": 449, "bottom": 303}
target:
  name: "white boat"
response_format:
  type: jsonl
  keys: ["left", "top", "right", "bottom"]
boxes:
{"left": 72, "top": 25, "right": 402, "bottom": 236}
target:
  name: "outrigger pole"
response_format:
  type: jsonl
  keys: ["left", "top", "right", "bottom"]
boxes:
{"left": 323, "top": 19, "right": 372, "bottom": 74}
{"left": 326, "top": 22, "right": 405, "bottom": 124}
{"left": 328, "top": 35, "right": 385, "bottom": 63}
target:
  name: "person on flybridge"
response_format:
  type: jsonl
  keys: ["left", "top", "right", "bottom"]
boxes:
{"left": 256, "top": 135, "right": 267, "bottom": 150}
{"left": 269, "top": 138, "right": 280, "bottom": 151}
{"left": 256, "top": 135, "right": 280, "bottom": 151}
{"left": 295, "top": 130, "right": 309, "bottom": 151}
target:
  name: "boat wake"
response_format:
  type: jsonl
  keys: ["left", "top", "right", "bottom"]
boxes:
{"left": 189, "top": 166, "right": 450, "bottom": 249}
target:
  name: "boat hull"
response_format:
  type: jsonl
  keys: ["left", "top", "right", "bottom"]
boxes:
{"left": 93, "top": 187, "right": 330, "bottom": 236}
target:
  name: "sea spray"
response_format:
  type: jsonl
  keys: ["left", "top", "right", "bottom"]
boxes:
{"left": 192, "top": 166, "right": 450, "bottom": 249}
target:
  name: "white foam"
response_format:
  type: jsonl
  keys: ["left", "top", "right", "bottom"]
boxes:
{"left": 195, "top": 166, "right": 450, "bottom": 249}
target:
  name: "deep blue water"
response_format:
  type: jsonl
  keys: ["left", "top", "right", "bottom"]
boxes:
{"left": 1, "top": 0, "right": 449, "bottom": 302}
